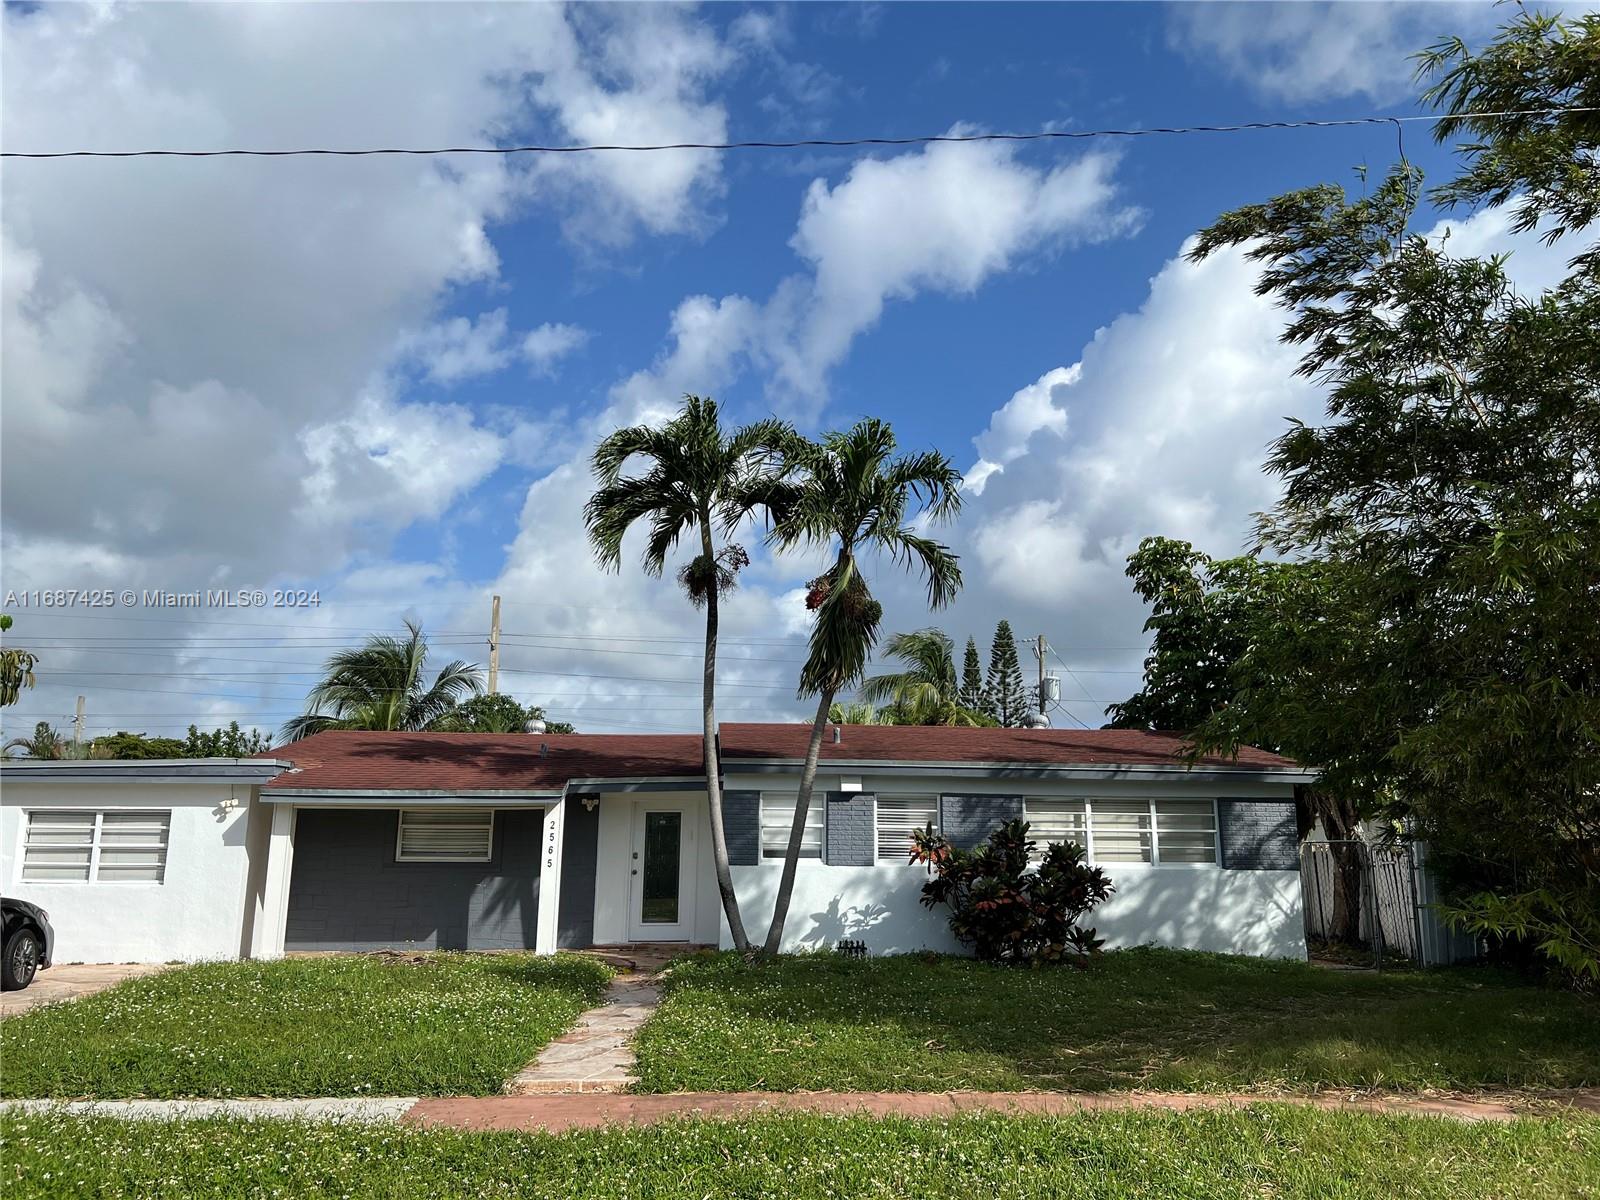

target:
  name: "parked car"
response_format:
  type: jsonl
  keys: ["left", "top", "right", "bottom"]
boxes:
{"left": 1, "top": 897, "right": 54, "bottom": 991}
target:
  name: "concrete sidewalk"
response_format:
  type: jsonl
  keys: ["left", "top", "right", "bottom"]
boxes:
{"left": 6, "top": 1088, "right": 1597, "bottom": 1128}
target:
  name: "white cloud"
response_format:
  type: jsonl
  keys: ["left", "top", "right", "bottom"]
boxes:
{"left": 966, "top": 365, "right": 1080, "bottom": 494}
{"left": 521, "top": 322, "right": 591, "bottom": 376}
{"left": 402, "top": 310, "right": 517, "bottom": 385}
{"left": 1168, "top": 1, "right": 1496, "bottom": 104}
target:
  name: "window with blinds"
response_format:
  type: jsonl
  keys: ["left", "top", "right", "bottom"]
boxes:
{"left": 395, "top": 809, "right": 494, "bottom": 862}
{"left": 760, "top": 795, "right": 823, "bottom": 859}
{"left": 1153, "top": 799, "right": 1218, "bottom": 864}
{"left": 1023, "top": 799, "right": 1087, "bottom": 858}
{"left": 876, "top": 795, "right": 936, "bottom": 862}
{"left": 22, "top": 810, "right": 170, "bottom": 883}
{"left": 1088, "top": 799, "right": 1154, "bottom": 863}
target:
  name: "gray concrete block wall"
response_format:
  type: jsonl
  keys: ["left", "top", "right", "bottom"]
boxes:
{"left": 939, "top": 794, "right": 1023, "bottom": 850}
{"left": 724, "top": 791, "right": 760, "bottom": 866}
{"left": 1218, "top": 799, "right": 1299, "bottom": 870}
{"left": 824, "top": 792, "right": 875, "bottom": 865}
{"left": 284, "top": 808, "right": 542, "bottom": 952}
{"left": 557, "top": 799, "right": 599, "bottom": 949}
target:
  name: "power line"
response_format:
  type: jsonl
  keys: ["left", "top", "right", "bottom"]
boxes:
{"left": 4, "top": 106, "right": 1593, "bottom": 160}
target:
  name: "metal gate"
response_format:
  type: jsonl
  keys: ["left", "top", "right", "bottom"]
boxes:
{"left": 1300, "top": 840, "right": 1426, "bottom": 968}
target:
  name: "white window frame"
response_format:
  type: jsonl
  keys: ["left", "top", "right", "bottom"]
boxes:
{"left": 394, "top": 808, "right": 496, "bottom": 863}
{"left": 20, "top": 809, "right": 171, "bottom": 885}
{"left": 1076, "top": 797, "right": 1221, "bottom": 869}
{"left": 1022, "top": 798, "right": 1088, "bottom": 862}
{"left": 760, "top": 793, "right": 823, "bottom": 860}
{"left": 875, "top": 794, "right": 938, "bottom": 863}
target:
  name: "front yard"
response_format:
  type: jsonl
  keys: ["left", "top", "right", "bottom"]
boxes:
{"left": 0, "top": 952, "right": 612, "bottom": 1099}
{"left": 633, "top": 948, "right": 1600, "bottom": 1094}
{"left": 4, "top": 1107, "right": 1596, "bottom": 1200}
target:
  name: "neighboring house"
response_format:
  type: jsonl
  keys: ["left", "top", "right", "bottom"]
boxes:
{"left": 0, "top": 724, "right": 1314, "bottom": 964}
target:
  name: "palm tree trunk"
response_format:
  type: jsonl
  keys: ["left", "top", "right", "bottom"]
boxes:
{"left": 701, "top": 531, "right": 751, "bottom": 952}
{"left": 763, "top": 688, "right": 834, "bottom": 954}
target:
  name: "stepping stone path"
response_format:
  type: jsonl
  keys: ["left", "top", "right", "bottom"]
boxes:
{"left": 505, "top": 949, "right": 671, "bottom": 1095}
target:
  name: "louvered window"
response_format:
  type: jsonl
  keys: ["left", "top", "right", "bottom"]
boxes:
{"left": 1153, "top": 799, "right": 1218, "bottom": 864}
{"left": 1023, "top": 799, "right": 1087, "bottom": 859}
{"left": 1088, "top": 799, "right": 1154, "bottom": 863}
{"left": 22, "top": 810, "right": 170, "bottom": 883}
{"left": 761, "top": 795, "right": 823, "bottom": 859}
{"left": 876, "top": 795, "right": 937, "bottom": 862}
{"left": 395, "top": 809, "right": 494, "bottom": 862}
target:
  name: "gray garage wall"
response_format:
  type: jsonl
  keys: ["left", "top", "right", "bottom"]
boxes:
{"left": 284, "top": 808, "right": 542, "bottom": 952}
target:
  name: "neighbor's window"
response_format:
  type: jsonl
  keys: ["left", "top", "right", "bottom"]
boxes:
{"left": 876, "top": 795, "right": 937, "bottom": 862}
{"left": 761, "top": 794, "right": 823, "bottom": 860}
{"left": 1023, "top": 799, "right": 1087, "bottom": 859}
{"left": 1152, "top": 799, "right": 1218, "bottom": 865}
{"left": 22, "top": 809, "right": 170, "bottom": 883}
{"left": 395, "top": 809, "right": 494, "bottom": 862}
{"left": 1087, "top": 799, "right": 1154, "bottom": 864}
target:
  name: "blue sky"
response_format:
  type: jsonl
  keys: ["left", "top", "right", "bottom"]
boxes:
{"left": 1, "top": 2, "right": 1568, "bottom": 739}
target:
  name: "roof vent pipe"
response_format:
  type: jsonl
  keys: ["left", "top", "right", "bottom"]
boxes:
{"left": 832, "top": 725, "right": 841, "bottom": 744}
{"left": 540, "top": 742, "right": 549, "bottom": 758}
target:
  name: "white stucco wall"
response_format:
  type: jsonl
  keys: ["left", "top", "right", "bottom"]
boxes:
{"left": 719, "top": 769, "right": 1307, "bottom": 960}
{"left": 1, "top": 781, "right": 256, "bottom": 963}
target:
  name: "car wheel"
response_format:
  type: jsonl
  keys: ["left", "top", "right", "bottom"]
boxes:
{"left": 1, "top": 929, "right": 41, "bottom": 991}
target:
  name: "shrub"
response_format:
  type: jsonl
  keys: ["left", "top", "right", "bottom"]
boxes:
{"left": 911, "top": 818, "right": 1114, "bottom": 964}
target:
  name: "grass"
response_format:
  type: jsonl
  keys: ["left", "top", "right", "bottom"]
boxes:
{"left": 2, "top": 1109, "right": 1595, "bottom": 1199}
{"left": 634, "top": 947, "right": 1600, "bottom": 1094}
{"left": 0, "top": 952, "right": 612, "bottom": 1099}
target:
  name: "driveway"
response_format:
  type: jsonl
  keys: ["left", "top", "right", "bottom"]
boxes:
{"left": 1, "top": 963, "right": 165, "bottom": 1018}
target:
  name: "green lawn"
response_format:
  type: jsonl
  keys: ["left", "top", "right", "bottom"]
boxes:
{"left": 3, "top": 1109, "right": 1594, "bottom": 1199}
{"left": 634, "top": 948, "right": 1600, "bottom": 1094}
{"left": 0, "top": 953, "right": 612, "bottom": 1099}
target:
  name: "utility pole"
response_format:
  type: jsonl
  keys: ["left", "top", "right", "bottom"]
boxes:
{"left": 488, "top": 595, "right": 501, "bottom": 695}
{"left": 1035, "top": 635, "right": 1047, "bottom": 714}
{"left": 74, "top": 695, "right": 85, "bottom": 748}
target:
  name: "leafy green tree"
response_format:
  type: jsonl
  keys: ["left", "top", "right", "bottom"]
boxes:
{"left": 958, "top": 636, "right": 985, "bottom": 713}
{"left": 827, "top": 700, "right": 884, "bottom": 725}
{"left": 182, "top": 722, "right": 272, "bottom": 757}
{"left": 93, "top": 731, "right": 187, "bottom": 759}
{"left": 985, "top": 620, "right": 1028, "bottom": 727}
{"left": 861, "top": 629, "right": 994, "bottom": 726}
{"left": 1186, "top": 11, "right": 1600, "bottom": 979}
{"left": 431, "top": 693, "right": 575, "bottom": 735}
{"left": 763, "top": 418, "right": 962, "bottom": 952}
{"left": 0, "top": 614, "right": 39, "bottom": 707}
{"left": 4, "top": 721, "right": 66, "bottom": 760}
{"left": 585, "top": 395, "right": 792, "bottom": 953}
{"left": 281, "top": 620, "right": 483, "bottom": 743}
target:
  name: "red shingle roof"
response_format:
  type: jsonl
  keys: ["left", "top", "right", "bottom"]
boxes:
{"left": 261, "top": 724, "right": 1301, "bottom": 792}
{"left": 259, "top": 730, "right": 704, "bottom": 792}
{"left": 720, "top": 724, "right": 1298, "bottom": 771}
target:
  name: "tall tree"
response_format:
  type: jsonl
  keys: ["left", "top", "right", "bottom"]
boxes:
{"left": 1186, "top": 10, "right": 1600, "bottom": 978}
{"left": 861, "top": 629, "right": 991, "bottom": 726}
{"left": 585, "top": 395, "right": 792, "bottom": 953}
{"left": 4, "top": 721, "right": 66, "bottom": 760}
{"left": 182, "top": 722, "right": 272, "bottom": 757}
{"left": 958, "top": 636, "right": 985, "bottom": 714}
{"left": 985, "top": 620, "right": 1028, "bottom": 727}
{"left": 430, "top": 693, "right": 575, "bottom": 735}
{"left": 762, "top": 418, "right": 962, "bottom": 953}
{"left": 280, "top": 620, "right": 483, "bottom": 742}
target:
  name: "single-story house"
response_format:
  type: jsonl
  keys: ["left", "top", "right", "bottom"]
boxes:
{"left": 0, "top": 724, "right": 1315, "bottom": 964}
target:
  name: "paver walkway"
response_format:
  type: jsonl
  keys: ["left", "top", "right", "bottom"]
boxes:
{"left": 0, "top": 963, "right": 166, "bottom": 1018}
{"left": 6, "top": 1089, "right": 1596, "bottom": 1127}
{"left": 505, "top": 958, "right": 665, "bottom": 1094}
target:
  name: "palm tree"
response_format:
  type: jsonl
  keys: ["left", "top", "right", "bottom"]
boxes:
{"left": 0, "top": 614, "right": 39, "bottom": 708}
{"left": 585, "top": 395, "right": 793, "bottom": 953}
{"left": 280, "top": 620, "right": 483, "bottom": 743}
{"left": 4, "top": 720, "right": 65, "bottom": 760}
{"left": 860, "top": 629, "right": 994, "bottom": 726}
{"left": 827, "top": 699, "right": 884, "bottom": 725}
{"left": 762, "top": 418, "right": 963, "bottom": 952}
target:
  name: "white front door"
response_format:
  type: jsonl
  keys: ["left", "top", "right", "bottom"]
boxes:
{"left": 627, "top": 800, "right": 697, "bottom": 941}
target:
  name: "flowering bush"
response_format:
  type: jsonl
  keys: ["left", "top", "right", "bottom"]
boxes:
{"left": 911, "top": 819, "right": 1114, "bottom": 965}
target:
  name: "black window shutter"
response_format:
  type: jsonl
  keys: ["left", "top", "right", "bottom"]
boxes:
{"left": 723, "top": 791, "right": 761, "bottom": 866}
